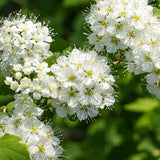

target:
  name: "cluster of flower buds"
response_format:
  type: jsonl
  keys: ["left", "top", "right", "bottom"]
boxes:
{"left": 86, "top": 0, "right": 160, "bottom": 98}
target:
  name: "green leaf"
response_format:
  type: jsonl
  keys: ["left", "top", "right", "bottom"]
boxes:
{"left": 63, "top": 0, "right": 89, "bottom": 7}
{"left": 0, "top": 95, "right": 14, "bottom": 107}
{"left": 128, "top": 153, "right": 148, "bottom": 160}
{"left": 45, "top": 51, "right": 61, "bottom": 66}
{"left": 124, "top": 98, "right": 159, "bottom": 112}
{"left": 135, "top": 113, "right": 153, "bottom": 130}
{"left": 137, "top": 138, "right": 157, "bottom": 154}
{"left": 0, "top": 134, "right": 30, "bottom": 160}
{"left": 153, "top": 7, "right": 160, "bottom": 17}
{"left": 0, "top": 0, "right": 8, "bottom": 8}
{"left": 45, "top": 47, "right": 72, "bottom": 66}
{"left": 0, "top": 101, "right": 15, "bottom": 115}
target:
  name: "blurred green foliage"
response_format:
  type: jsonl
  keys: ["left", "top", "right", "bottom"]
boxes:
{"left": 0, "top": 0, "right": 160, "bottom": 160}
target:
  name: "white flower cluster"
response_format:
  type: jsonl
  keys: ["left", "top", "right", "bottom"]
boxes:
{"left": 0, "top": 10, "right": 116, "bottom": 160}
{"left": 0, "top": 12, "right": 115, "bottom": 121}
{"left": 50, "top": 48, "right": 115, "bottom": 120}
{"left": 5, "top": 48, "right": 115, "bottom": 121}
{"left": 0, "top": 96, "right": 62, "bottom": 160}
{"left": 0, "top": 13, "right": 63, "bottom": 160}
{"left": 0, "top": 12, "right": 52, "bottom": 76}
{"left": 86, "top": 0, "right": 160, "bottom": 98}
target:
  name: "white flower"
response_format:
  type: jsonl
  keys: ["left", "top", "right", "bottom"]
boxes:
{"left": 22, "top": 61, "right": 34, "bottom": 75}
{"left": 76, "top": 104, "right": 99, "bottom": 121}
{"left": 58, "top": 86, "right": 79, "bottom": 108}
{"left": 18, "top": 77, "right": 32, "bottom": 94}
{"left": 103, "top": 35, "right": 125, "bottom": 53}
{"left": 133, "top": 50, "right": 153, "bottom": 73}
{"left": 34, "top": 62, "right": 50, "bottom": 73}
{"left": 30, "top": 78, "right": 44, "bottom": 100}
{"left": 130, "top": 7, "right": 152, "bottom": 30}
{"left": 77, "top": 85, "right": 102, "bottom": 106}
{"left": 41, "top": 76, "right": 58, "bottom": 98}
{"left": 88, "top": 33, "right": 105, "bottom": 52}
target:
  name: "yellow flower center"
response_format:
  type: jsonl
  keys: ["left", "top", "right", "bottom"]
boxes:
{"left": 25, "top": 111, "right": 32, "bottom": 117}
{"left": 139, "top": 41, "right": 144, "bottom": 45}
{"left": 154, "top": 68, "right": 160, "bottom": 75}
{"left": 77, "top": 63, "right": 82, "bottom": 68}
{"left": 101, "top": 20, "right": 108, "bottom": 27}
{"left": 91, "top": 61, "right": 96, "bottom": 64}
{"left": 31, "top": 126, "right": 37, "bottom": 133}
{"left": 5, "top": 27, "right": 10, "bottom": 32}
{"left": 19, "top": 38, "right": 25, "bottom": 44}
{"left": 128, "top": 31, "right": 135, "bottom": 38}
{"left": 27, "top": 50, "right": 34, "bottom": 56}
{"left": 123, "top": 2, "right": 128, "bottom": 6}
{"left": 97, "top": 36, "right": 103, "bottom": 41}
{"left": 116, "top": 22, "right": 123, "bottom": 30}
{"left": 108, "top": 7, "right": 113, "bottom": 13}
{"left": 39, "top": 146, "right": 44, "bottom": 153}
{"left": 14, "top": 119, "right": 21, "bottom": 127}
{"left": 22, "top": 26, "right": 28, "bottom": 32}
{"left": 48, "top": 84, "right": 54, "bottom": 91}
{"left": 5, "top": 37, "right": 11, "bottom": 43}
{"left": 81, "top": 105, "right": 89, "bottom": 110}
{"left": 86, "top": 70, "right": 93, "bottom": 77}
{"left": 151, "top": 41, "right": 157, "bottom": 46}
{"left": 32, "top": 35, "right": 39, "bottom": 42}
{"left": 120, "top": 11, "right": 126, "bottom": 17}
{"left": 111, "top": 36, "right": 120, "bottom": 44}
{"left": 134, "top": 15, "right": 140, "bottom": 21}
{"left": 86, "top": 88, "right": 94, "bottom": 96}
{"left": 145, "top": 54, "right": 152, "bottom": 62}
{"left": 46, "top": 133, "right": 51, "bottom": 139}
{"left": 0, "top": 123, "right": 6, "bottom": 130}
{"left": 68, "top": 75, "right": 75, "bottom": 82}
{"left": 99, "top": 75, "right": 105, "bottom": 82}
{"left": 68, "top": 90, "right": 76, "bottom": 97}
{"left": 39, "top": 50, "right": 45, "bottom": 57}
{"left": 10, "top": 50, "right": 16, "bottom": 56}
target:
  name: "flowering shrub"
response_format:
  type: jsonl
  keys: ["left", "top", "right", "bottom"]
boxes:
{"left": 0, "top": 0, "right": 160, "bottom": 160}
